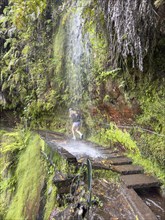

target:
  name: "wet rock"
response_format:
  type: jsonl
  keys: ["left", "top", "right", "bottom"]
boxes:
{"left": 90, "top": 179, "right": 138, "bottom": 220}
{"left": 53, "top": 171, "right": 74, "bottom": 194}
{"left": 113, "top": 164, "right": 144, "bottom": 175}
{"left": 121, "top": 174, "right": 161, "bottom": 189}
{"left": 50, "top": 202, "right": 88, "bottom": 220}
{"left": 107, "top": 156, "right": 132, "bottom": 165}
{"left": 105, "top": 80, "right": 121, "bottom": 100}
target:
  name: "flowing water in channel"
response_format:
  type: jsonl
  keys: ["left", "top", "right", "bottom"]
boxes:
{"left": 135, "top": 188, "right": 165, "bottom": 220}
{"left": 49, "top": 138, "right": 107, "bottom": 159}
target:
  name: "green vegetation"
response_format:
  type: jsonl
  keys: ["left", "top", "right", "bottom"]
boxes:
{"left": 83, "top": 1, "right": 108, "bottom": 78}
{"left": 90, "top": 124, "right": 165, "bottom": 186}
{"left": 136, "top": 89, "right": 165, "bottom": 169}
{"left": 0, "top": 128, "right": 79, "bottom": 219}
{"left": 43, "top": 172, "right": 58, "bottom": 220}
{"left": 0, "top": 0, "right": 165, "bottom": 217}
{"left": 0, "top": 0, "right": 62, "bottom": 127}
{"left": 93, "top": 169, "right": 119, "bottom": 183}
{"left": 0, "top": 130, "right": 47, "bottom": 219}
{"left": 3, "top": 129, "right": 89, "bottom": 219}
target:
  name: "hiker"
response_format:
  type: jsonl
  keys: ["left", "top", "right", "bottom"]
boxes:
{"left": 69, "top": 108, "right": 83, "bottom": 140}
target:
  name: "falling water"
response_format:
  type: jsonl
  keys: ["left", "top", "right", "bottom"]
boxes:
{"left": 53, "top": 0, "right": 158, "bottom": 105}
{"left": 66, "top": 7, "right": 84, "bottom": 101}
{"left": 63, "top": 0, "right": 92, "bottom": 105}
{"left": 98, "top": 0, "right": 157, "bottom": 71}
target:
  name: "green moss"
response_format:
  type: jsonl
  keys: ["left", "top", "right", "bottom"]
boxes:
{"left": 83, "top": 6, "right": 108, "bottom": 76}
{"left": 0, "top": 131, "right": 47, "bottom": 220}
{"left": 93, "top": 169, "right": 119, "bottom": 183}
{"left": 53, "top": 23, "right": 66, "bottom": 77}
{"left": 43, "top": 173, "right": 58, "bottom": 220}
{"left": 0, "top": 130, "right": 6, "bottom": 136}
{"left": 44, "top": 147, "right": 69, "bottom": 174}
{"left": 0, "top": 127, "right": 78, "bottom": 220}
{"left": 134, "top": 77, "right": 165, "bottom": 168}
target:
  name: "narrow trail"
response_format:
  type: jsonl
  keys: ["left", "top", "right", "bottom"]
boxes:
{"left": 38, "top": 129, "right": 164, "bottom": 220}
{"left": 38, "top": 130, "right": 160, "bottom": 189}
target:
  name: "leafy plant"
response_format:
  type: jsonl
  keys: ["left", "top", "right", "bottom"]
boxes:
{"left": 90, "top": 123, "right": 165, "bottom": 185}
{"left": 98, "top": 68, "right": 121, "bottom": 81}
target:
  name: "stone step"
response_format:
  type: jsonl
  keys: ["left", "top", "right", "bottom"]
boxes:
{"left": 121, "top": 174, "right": 161, "bottom": 189}
{"left": 106, "top": 155, "right": 125, "bottom": 159}
{"left": 91, "top": 162, "right": 112, "bottom": 170}
{"left": 102, "top": 153, "right": 123, "bottom": 158}
{"left": 108, "top": 156, "right": 132, "bottom": 165}
{"left": 112, "top": 164, "right": 144, "bottom": 174}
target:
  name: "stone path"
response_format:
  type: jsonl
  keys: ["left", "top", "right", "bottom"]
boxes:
{"left": 38, "top": 130, "right": 162, "bottom": 220}
{"left": 38, "top": 129, "right": 161, "bottom": 189}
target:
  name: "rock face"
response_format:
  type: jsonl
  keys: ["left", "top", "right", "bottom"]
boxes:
{"left": 51, "top": 178, "right": 160, "bottom": 220}
{"left": 99, "top": 79, "right": 141, "bottom": 124}
{"left": 50, "top": 179, "right": 141, "bottom": 220}
{"left": 157, "top": 2, "right": 165, "bottom": 35}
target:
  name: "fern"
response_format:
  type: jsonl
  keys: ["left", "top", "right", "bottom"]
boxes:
{"left": 90, "top": 123, "right": 165, "bottom": 185}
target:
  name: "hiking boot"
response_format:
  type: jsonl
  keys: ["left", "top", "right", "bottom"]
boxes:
{"left": 72, "top": 136, "right": 76, "bottom": 140}
{"left": 80, "top": 134, "right": 83, "bottom": 139}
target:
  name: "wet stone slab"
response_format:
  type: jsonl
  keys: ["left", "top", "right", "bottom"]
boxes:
{"left": 90, "top": 162, "right": 112, "bottom": 170}
{"left": 121, "top": 174, "right": 161, "bottom": 189}
{"left": 108, "top": 156, "right": 132, "bottom": 165}
{"left": 112, "top": 164, "right": 144, "bottom": 174}
{"left": 92, "top": 179, "right": 146, "bottom": 220}
{"left": 89, "top": 157, "right": 134, "bottom": 171}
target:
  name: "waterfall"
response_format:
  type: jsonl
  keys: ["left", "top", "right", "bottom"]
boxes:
{"left": 53, "top": 0, "right": 92, "bottom": 106}
{"left": 98, "top": 0, "right": 157, "bottom": 71}
{"left": 66, "top": 6, "right": 84, "bottom": 102}
{"left": 53, "top": 0, "right": 158, "bottom": 107}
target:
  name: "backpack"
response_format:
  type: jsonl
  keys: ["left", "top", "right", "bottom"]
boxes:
{"left": 71, "top": 112, "right": 81, "bottom": 122}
